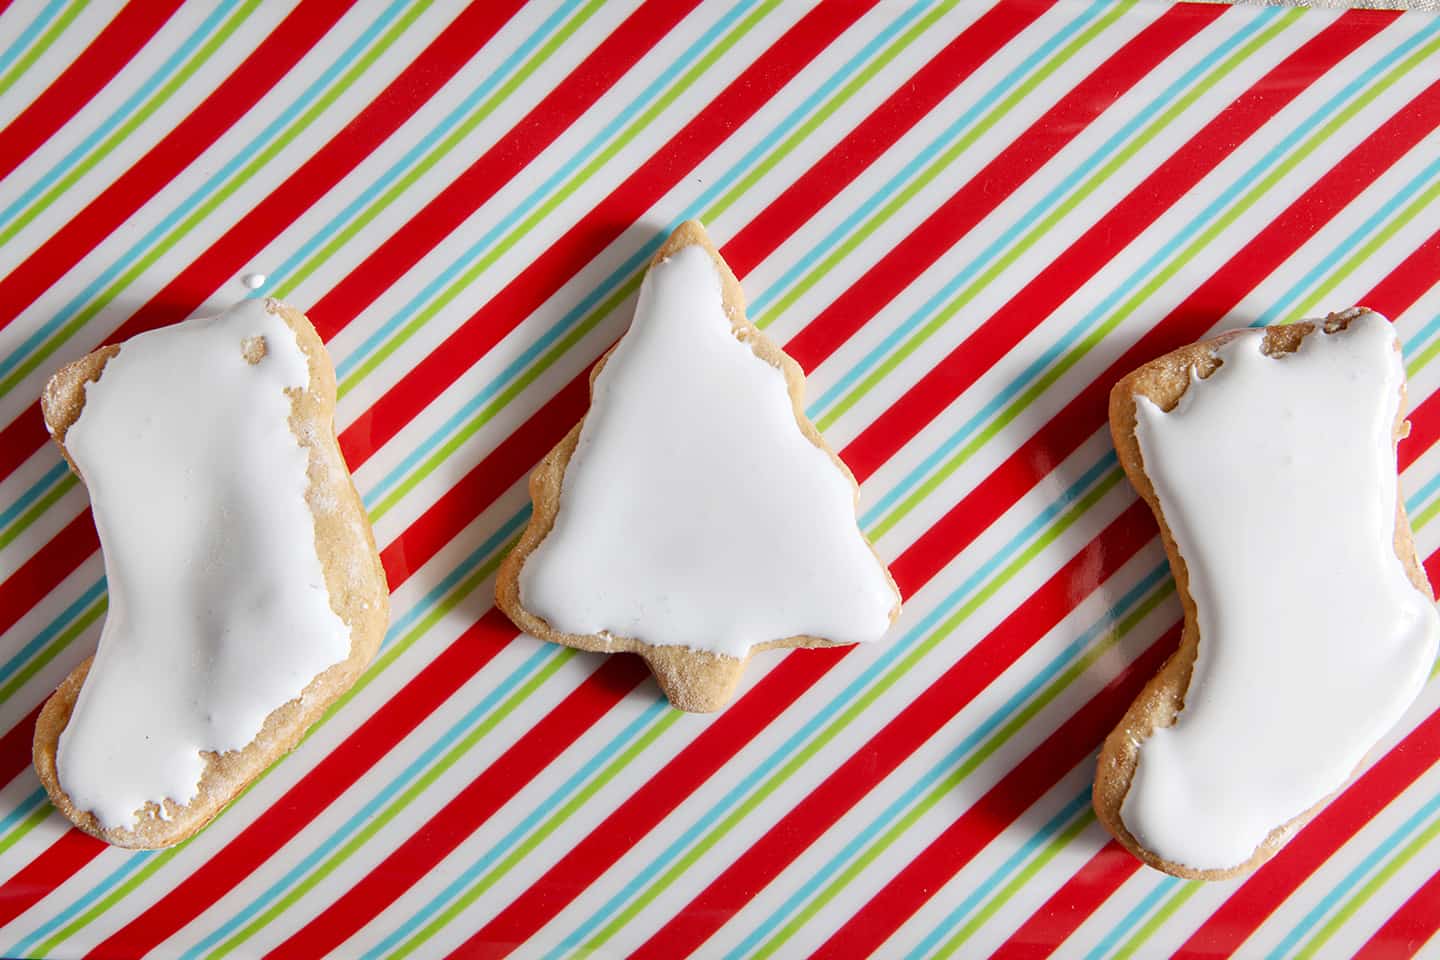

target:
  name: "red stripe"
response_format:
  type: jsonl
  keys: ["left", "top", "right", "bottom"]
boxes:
{"left": 0, "top": 0, "right": 352, "bottom": 335}
{"left": 0, "top": 513, "right": 97, "bottom": 640}
{"left": 335, "top": 0, "right": 884, "bottom": 470}
{"left": 1354, "top": 866, "right": 1440, "bottom": 960}
{"left": 1366, "top": 221, "right": 1440, "bottom": 320}
{"left": 0, "top": 0, "right": 184, "bottom": 183}
{"left": 304, "top": 0, "right": 703, "bottom": 341}
{"left": 0, "top": 830, "right": 103, "bottom": 929}
{"left": 992, "top": 841, "right": 1142, "bottom": 959}
{"left": 630, "top": 502, "right": 1156, "bottom": 959}
{"left": 842, "top": 11, "right": 1394, "bottom": 482}
{"left": 0, "top": 706, "right": 41, "bottom": 792}
{"left": 89, "top": 608, "right": 517, "bottom": 956}
{"left": 808, "top": 627, "right": 1178, "bottom": 959}
{"left": 782, "top": 1, "right": 1226, "bottom": 370}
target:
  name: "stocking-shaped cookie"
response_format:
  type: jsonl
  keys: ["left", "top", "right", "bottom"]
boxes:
{"left": 34, "top": 299, "right": 388, "bottom": 848}
{"left": 497, "top": 221, "right": 900, "bottom": 712}
{"left": 1096, "top": 310, "right": 1440, "bottom": 879}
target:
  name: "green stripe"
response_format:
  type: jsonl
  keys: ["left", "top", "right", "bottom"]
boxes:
{"left": 1295, "top": 806, "right": 1440, "bottom": 959}
{"left": 1109, "top": 881, "right": 1202, "bottom": 960}
{"left": 0, "top": 474, "right": 78, "bottom": 552}
{"left": 580, "top": 466, "right": 1128, "bottom": 956}
{"left": 746, "top": 555, "right": 1166, "bottom": 960}
{"left": 1282, "top": 173, "right": 1440, "bottom": 325}
{"left": 0, "top": 0, "right": 434, "bottom": 402}
{"left": 754, "top": 0, "right": 1139, "bottom": 335}
{"left": 207, "top": 647, "right": 576, "bottom": 960}
{"left": 0, "top": 593, "right": 105, "bottom": 705}
{"left": 0, "top": 0, "right": 262, "bottom": 248}
{"left": 387, "top": 709, "right": 685, "bottom": 960}
{"left": 269, "top": 0, "right": 607, "bottom": 300}
{"left": 0, "top": 804, "right": 52, "bottom": 859}
{"left": 813, "top": 8, "right": 1299, "bottom": 434}
{"left": 335, "top": 0, "right": 780, "bottom": 398}
{"left": 0, "top": 0, "right": 88, "bottom": 101}
{"left": 931, "top": 808, "right": 1098, "bottom": 960}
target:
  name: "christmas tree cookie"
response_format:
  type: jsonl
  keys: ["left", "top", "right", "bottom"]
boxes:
{"left": 497, "top": 221, "right": 900, "bottom": 712}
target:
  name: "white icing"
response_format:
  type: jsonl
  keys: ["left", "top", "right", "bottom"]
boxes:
{"left": 241, "top": 273, "right": 266, "bottom": 290}
{"left": 1122, "top": 311, "right": 1440, "bottom": 871}
{"left": 519, "top": 243, "right": 896, "bottom": 658}
{"left": 56, "top": 299, "right": 350, "bottom": 830}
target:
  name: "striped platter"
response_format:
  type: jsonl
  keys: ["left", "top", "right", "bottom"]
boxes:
{"left": 1, "top": 0, "right": 1440, "bottom": 956}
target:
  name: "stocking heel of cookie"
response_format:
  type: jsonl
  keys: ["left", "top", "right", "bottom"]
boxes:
{"left": 642, "top": 648, "right": 748, "bottom": 714}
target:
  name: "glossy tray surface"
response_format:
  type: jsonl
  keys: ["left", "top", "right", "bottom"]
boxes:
{"left": 1, "top": 0, "right": 1439, "bottom": 956}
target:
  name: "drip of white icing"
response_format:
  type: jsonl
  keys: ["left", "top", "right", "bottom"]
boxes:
{"left": 1122, "top": 311, "right": 1440, "bottom": 871}
{"left": 519, "top": 243, "right": 896, "bottom": 658}
{"left": 241, "top": 273, "right": 266, "bottom": 291}
{"left": 56, "top": 299, "right": 350, "bottom": 830}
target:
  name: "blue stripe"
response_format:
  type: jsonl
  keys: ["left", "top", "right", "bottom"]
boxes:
{"left": 546, "top": 453, "right": 1121, "bottom": 958}
{"left": 1268, "top": 791, "right": 1440, "bottom": 958}
{"left": 0, "top": 0, "right": 414, "bottom": 384}
{"left": 729, "top": 550, "right": 1167, "bottom": 959}
{"left": 334, "top": 0, "right": 760, "bottom": 382}
{"left": 255, "top": 0, "right": 580, "bottom": 299}
{"left": 746, "top": 0, "right": 1113, "bottom": 321}
{"left": 9, "top": 849, "right": 157, "bottom": 958}
{"left": 904, "top": 790, "right": 1094, "bottom": 960}
{"left": 0, "top": 1, "right": 240, "bottom": 233}
{"left": 0, "top": 788, "right": 47, "bottom": 837}
{"left": 1405, "top": 469, "right": 1440, "bottom": 516}
{"left": 0, "top": 0, "right": 65, "bottom": 78}
{"left": 382, "top": 505, "right": 530, "bottom": 644}
{"left": 1250, "top": 152, "right": 1440, "bottom": 328}
{"left": 860, "top": 13, "right": 1440, "bottom": 530}
{"left": 360, "top": 0, "right": 1067, "bottom": 507}
{"left": 809, "top": 6, "right": 1278, "bottom": 421}
{"left": 0, "top": 460, "right": 69, "bottom": 533}
{"left": 0, "top": 577, "right": 105, "bottom": 687}
{"left": 1403, "top": 312, "right": 1440, "bottom": 358}
{"left": 1084, "top": 876, "right": 1179, "bottom": 960}
{"left": 178, "top": 643, "right": 560, "bottom": 960}
{"left": 365, "top": 698, "right": 671, "bottom": 959}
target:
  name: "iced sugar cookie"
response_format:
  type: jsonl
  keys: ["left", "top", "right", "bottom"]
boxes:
{"left": 1095, "top": 309, "right": 1440, "bottom": 879}
{"left": 496, "top": 221, "right": 900, "bottom": 712}
{"left": 33, "top": 298, "right": 389, "bottom": 849}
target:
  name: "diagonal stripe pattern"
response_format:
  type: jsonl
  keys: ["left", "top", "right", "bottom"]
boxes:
{"left": 2, "top": 1, "right": 1440, "bottom": 956}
